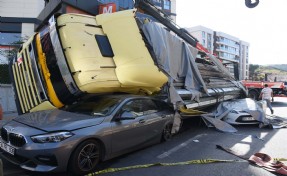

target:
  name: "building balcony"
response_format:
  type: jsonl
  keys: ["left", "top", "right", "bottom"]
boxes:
{"left": 216, "top": 41, "right": 239, "bottom": 49}
{"left": 216, "top": 48, "right": 240, "bottom": 56}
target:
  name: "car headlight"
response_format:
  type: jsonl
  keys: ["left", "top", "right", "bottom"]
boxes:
{"left": 31, "top": 131, "right": 74, "bottom": 143}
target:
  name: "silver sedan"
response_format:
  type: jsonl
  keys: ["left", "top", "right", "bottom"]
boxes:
{"left": 0, "top": 95, "right": 174, "bottom": 175}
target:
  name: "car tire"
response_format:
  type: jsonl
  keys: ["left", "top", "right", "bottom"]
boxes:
{"left": 68, "top": 140, "right": 101, "bottom": 176}
{"left": 161, "top": 123, "right": 172, "bottom": 142}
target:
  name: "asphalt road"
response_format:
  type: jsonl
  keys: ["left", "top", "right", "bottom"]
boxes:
{"left": 1, "top": 97, "right": 287, "bottom": 176}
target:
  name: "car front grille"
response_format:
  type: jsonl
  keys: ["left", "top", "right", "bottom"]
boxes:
{"left": 1, "top": 127, "right": 26, "bottom": 147}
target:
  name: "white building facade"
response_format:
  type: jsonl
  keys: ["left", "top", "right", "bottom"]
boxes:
{"left": 240, "top": 41, "right": 250, "bottom": 80}
{"left": 187, "top": 25, "right": 249, "bottom": 80}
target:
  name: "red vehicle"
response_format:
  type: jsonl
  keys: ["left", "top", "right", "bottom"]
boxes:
{"left": 242, "top": 80, "right": 287, "bottom": 100}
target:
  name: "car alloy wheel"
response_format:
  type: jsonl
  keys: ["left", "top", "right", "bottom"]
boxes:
{"left": 78, "top": 143, "right": 100, "bottom": 171}
{"left": 162, "top": 124, "right": 172, "bottom": 142}
{"left": 69, "top": 140, "right": 101, "bottom": 175}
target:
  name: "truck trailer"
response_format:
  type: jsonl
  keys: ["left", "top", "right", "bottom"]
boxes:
{"left": 9, "top": 0, "right": 246, "bottom": 115}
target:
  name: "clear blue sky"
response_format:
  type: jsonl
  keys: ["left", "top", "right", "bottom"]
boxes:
{"left": 176, "top": 0, "right": 287, "bottom": 65}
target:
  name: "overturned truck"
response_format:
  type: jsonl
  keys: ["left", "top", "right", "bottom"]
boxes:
{"left": 9, "top": 0, "right": 246, "bottom": 115}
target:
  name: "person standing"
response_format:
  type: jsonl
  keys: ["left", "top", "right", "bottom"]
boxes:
{"left": 259, "top": 84, "right": 274, "bottom": 114}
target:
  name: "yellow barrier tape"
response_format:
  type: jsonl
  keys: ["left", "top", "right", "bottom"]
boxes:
{"left": 86, "top": 159, "right": 245, "bottom": 175}
{"left": 274, "top": 158, "right": 287, "bottom": 162}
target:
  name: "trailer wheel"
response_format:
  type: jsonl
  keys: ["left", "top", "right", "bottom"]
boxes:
{"left": 248, "top": 90, "right": 259, "bottom": 100}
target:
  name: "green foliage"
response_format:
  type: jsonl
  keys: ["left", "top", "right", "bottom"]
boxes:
{"left": 249, "top": 64, "right": 259, "bottom": 74}
{"left": 249, "top": 64, "right": 260, "bottom": 80}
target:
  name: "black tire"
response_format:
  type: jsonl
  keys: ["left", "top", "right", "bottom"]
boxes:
{"left": 248, "top": 90, "right": 259, "bottom": 100}
{"left": 161, "top": 124, "right": 172, "bottom": 142}
{"left": 68, "top": 140, "right": 101, "bottom": 176}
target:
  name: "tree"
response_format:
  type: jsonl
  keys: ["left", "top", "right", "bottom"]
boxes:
{"left": 249, "top": 64, "right": 260, "bottom": 80}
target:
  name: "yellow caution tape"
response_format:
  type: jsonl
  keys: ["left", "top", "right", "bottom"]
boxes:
{"left": 274, "top": 158, "right": 287, "bottom": 162}
{"left": 86, "top": 159, "right": 246, "bottom": 175}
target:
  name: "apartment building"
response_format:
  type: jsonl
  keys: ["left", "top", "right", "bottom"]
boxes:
{"left": 187, "top": 25, "right": 249, "bottom": 80}
{"left": 151, "top": 0, "right": 176, "bottom": 21}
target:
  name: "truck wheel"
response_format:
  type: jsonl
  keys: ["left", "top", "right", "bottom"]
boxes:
{"left": 68, "top": 140, "right": 101, "bottom": 175}
{"left": 248, "top": 90, "right": 259, "bottom": 100}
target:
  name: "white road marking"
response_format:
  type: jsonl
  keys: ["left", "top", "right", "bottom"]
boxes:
{"left": 157, "top": 134, "right": 207, "bottom": 159}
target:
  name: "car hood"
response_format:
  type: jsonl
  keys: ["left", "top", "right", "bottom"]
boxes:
{"left": 12, "top": 109, "right": 105, "bottom": 132}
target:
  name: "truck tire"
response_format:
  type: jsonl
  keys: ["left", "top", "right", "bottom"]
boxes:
{"left": 248, "top": 90, "right": 259, "bottom": 100}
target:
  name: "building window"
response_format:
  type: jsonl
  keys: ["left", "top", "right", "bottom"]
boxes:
{"left": 163, "top": 0, "right": 171, "bottom": 10}
{"left": 207, "top": 42, "right": 211, "bottom": 49}
{"left": 207, "top": 33, "right": 211, "bottom": 40}
{"left": 202, "top": 39, "right": 206, "bottom": 45}
{"left": 202, "top": 31, "right": 206, "bottom": 38}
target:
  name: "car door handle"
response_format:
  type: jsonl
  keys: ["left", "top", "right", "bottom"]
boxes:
{"left": 139, "top": 119, "right": 146, "bottom": 123}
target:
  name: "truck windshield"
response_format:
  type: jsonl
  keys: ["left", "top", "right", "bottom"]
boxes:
{"left": 64, "top": 97, "right": 121, "bottom": 116}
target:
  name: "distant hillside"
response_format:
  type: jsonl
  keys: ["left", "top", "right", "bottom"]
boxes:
{"left": 249, "top": 64, "right": 287, "bottom": 81}
{"left": 269, "top": 64, "right": 287, "bottom": 72}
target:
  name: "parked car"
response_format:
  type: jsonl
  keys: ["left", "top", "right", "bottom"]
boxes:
{"left": 0, "top": 95, "right": 174, "bottom": 175}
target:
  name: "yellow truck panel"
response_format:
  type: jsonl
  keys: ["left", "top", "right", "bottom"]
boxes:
{"left": 58, "top": 11, "right": 167, "bottom": 94}
{"left": 96, "top": 10, "right": 168, "bottom": 88}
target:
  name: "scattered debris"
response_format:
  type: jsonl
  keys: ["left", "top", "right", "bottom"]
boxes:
{"left": 201, "top": 114, "right": 238, "bottom": 133}
{"left": 217, "top": 144, "right": 287, "bottom": 175}
{"left": 200, "top": 98, "right": 287, "bottom": 130}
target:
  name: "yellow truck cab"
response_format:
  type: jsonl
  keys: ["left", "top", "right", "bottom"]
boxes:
{"left": 10, "top": 10, "right": 167, "bottom": 114}
{"left": 10, "top": 1, "right": 246, "bottom": 115}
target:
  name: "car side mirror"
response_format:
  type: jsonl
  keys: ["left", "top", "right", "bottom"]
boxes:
{"left": 118, "top": 111, "right": 136, "bottom": 120}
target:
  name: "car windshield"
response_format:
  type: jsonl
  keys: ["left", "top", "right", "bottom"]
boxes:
{"left": 64, "top": 97, "right": 122, "bottom": 117}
